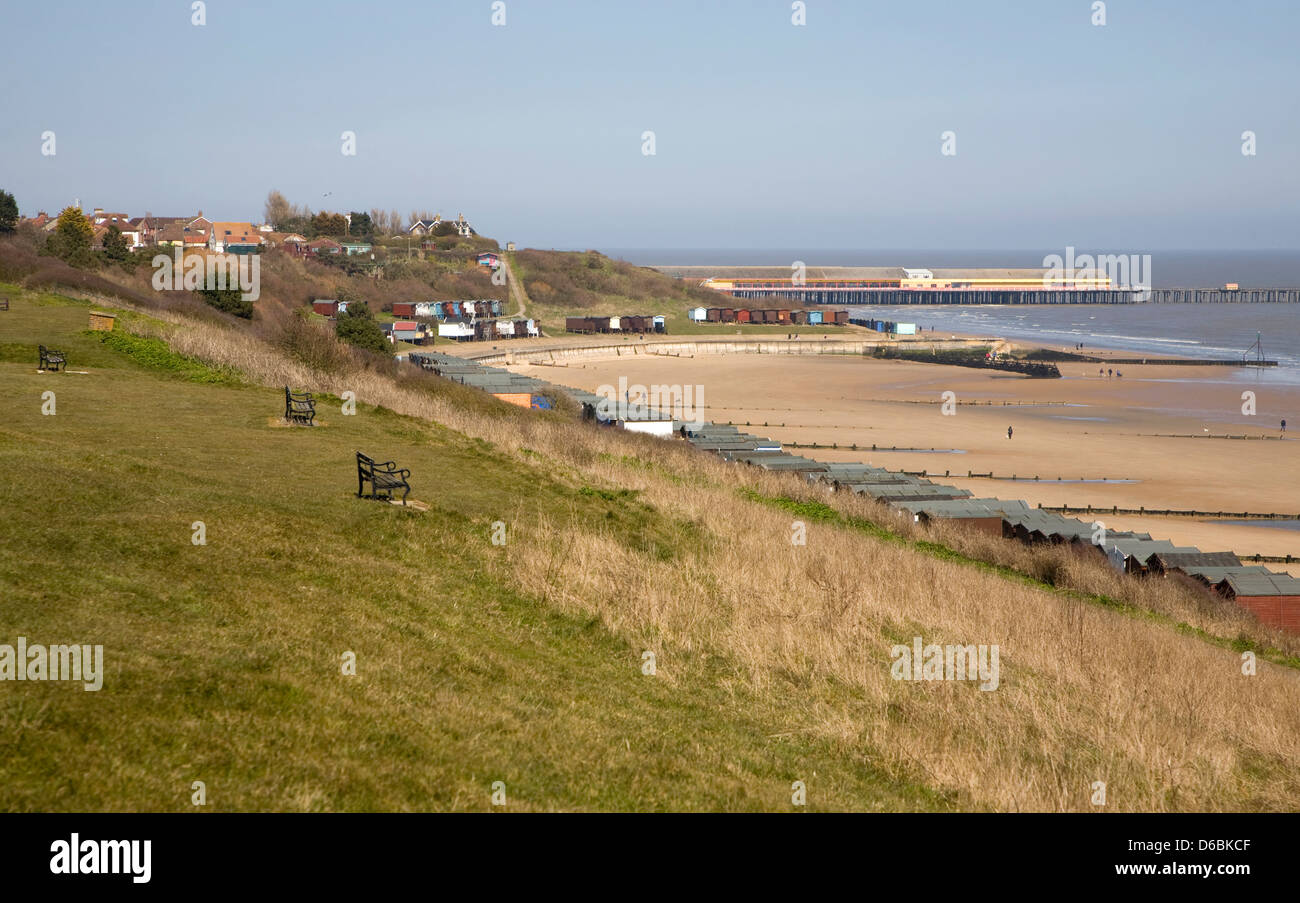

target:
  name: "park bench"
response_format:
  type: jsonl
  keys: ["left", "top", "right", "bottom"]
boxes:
{"left": 356, "top": 452, "right": 411, "bottom": 503}
{"left": 284, "top": 386, "right": 317, "bottom": 425}
{"left": 0, "top": 297, "right": 10, "bottom": 311}
{"left": 38, "top": 345, "right": 67, "bottom": 372}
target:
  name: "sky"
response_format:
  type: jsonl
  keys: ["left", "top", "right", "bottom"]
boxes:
{"left": 2, "top": 0, "right": 1297, "bottom": 251}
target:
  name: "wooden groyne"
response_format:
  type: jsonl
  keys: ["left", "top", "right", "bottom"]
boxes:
{"left": 1041, "top": 504, "right": 1300, "bottom": 520}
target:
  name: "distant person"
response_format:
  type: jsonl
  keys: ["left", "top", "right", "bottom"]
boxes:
{"left": 1116, "top": 370, "right": 1122, "bottom": 378}
{"left": 1099, "top": 368, "right": 1104, "bottom": 377}
{"left": 1107, "top": 368, "right": 1113, "bottom": 378}
{"left": 1007, "top": 426, "right": 1013, "bottom": 440}
{"left": 1283, "top": 419, "right": 1288, "bottom": 435}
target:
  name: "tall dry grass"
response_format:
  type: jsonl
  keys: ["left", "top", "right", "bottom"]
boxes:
{"left": 86, "top": 293, "right": 1300, "bottom": 811}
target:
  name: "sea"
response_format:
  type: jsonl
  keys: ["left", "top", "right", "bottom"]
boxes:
{"left": 608, "top": 249, "right": 1300, "bottom": 384}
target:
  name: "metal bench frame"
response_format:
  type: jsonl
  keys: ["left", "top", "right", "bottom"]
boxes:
{"left": 284, "top": 386, "right": 317, "bottom": 425}
{"left": 38, "top": 344, "right": 66, "bottom": 371}
{"left": 356, "top": 451, "right": 411, "bottom": 503}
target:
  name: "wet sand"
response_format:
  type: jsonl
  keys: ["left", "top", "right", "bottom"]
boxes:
{"left": 505, "top": 348, "right": 1300, "bottom": 573}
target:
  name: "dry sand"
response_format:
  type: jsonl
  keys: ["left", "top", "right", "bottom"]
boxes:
{"left": 505, "top": 347, "right": 1300, "bottom": 572}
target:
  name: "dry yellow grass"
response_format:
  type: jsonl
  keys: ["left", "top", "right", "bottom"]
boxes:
{"left": 84, "top": 294, "right": 1300, "bottom": 811}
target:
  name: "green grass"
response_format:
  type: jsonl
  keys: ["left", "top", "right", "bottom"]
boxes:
{"left": 0, "top": 289, "right": 958, "bottom": 811}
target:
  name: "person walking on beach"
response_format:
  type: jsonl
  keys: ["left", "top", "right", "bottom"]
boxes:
{"left": 1007, "top": 426, "right": 1013, "bottom": 440}
{"left": 1107, "top": 368, "right": 1113, "bottom": 378}
{"left": 1283, "top": 418, "right": 1288, "bottom": 436}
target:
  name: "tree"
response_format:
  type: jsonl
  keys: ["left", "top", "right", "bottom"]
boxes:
{"left": 348, "top": 211, "right": 373, "bottom": 238}
{"left": 46, "top": 206, "right": 95, "bottom": 266}
{"left": 334, "top": 299, "right": 389, "bottom": 354}
{"left": 265, "top": 189, "right": 292, "bottom": 230}
{"left": 311, "top": 211, "right": 348, "bottom": 237}
{"left": 390, "top": 209, "right": 402, "bottom": 234}
{"left": 102, "top": 225, "right": 130, "bottom": 262}
{"left": 0, "top": 189, "right": 17, "bottom": 233}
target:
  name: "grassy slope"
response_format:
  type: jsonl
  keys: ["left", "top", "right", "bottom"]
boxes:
{"left": 0, "top": 290, "right": 948, "bottom": 811}
{"left": 509, "top": 250, "right": 859, "bottom": 338}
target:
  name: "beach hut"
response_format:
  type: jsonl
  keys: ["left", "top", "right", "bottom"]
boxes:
{"left": 392, "top": 302, "right": 415, "bottom": 317}
{"left": 706, "top": 308, "right": 721, "bottom": 322}
{"left": 806, "top": 310, "right": 823, "bottom": 325}
{"left": 609, "top": 316, "right": 621, "bottom": 332}
{"left": 1215, "top": 572, "right": 1300, "bottom": 633}
{"left": 689, "top": 307, "right": 707, "bottom": 322}
{"left": 652, "top": 315, "right": 666, "bottom": 333}
{"left": 439, "top": 319, "right": 474, "bottom": 341}
{"left": 312, "top": 300, "right": 339, "bottom": 317}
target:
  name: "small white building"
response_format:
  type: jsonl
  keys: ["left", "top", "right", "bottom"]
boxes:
{"left": 689, "top": 307, "right": 707, "bottom": 322}
{"left": 438, "top": 320, "right": 474, "bottom": 340}
{"left": 620, "top": 419, "right": 675, "bottom": 438}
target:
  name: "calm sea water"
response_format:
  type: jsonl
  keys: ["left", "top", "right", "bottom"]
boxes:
{"left": 610, "top": 248, "right": 1300, "bottom": 384}
{"left": 844, "top": 304, "right": 1300, "bottom": 380}
{"left": 610, "top": 248, "right": 1300, "bottom": 288}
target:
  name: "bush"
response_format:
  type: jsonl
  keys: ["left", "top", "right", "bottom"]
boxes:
{"left": 335, "top": 302, "right": 389, "bottom": 354}
{"left": 196, "top": 284, "right": 254, "bottom": 319}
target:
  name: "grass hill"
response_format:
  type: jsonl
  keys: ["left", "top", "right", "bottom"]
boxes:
{"left": 3, "top": 283, "right": 1300, "bottom": 812}
{"left": 509, "top": 249, "right": 858, "bottom": 336}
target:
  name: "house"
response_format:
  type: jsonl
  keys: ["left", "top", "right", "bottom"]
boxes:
{"left": 407, "top": 212, "right": 475, "bottom": 237}
{"left": 307, "top": 238, "right": 342, "bottom": 255}
{"left": 340, "top": 240, "right": 372, "bottom": 256}
{"left": 155, "top": 224, "right": 210, "bottom": 250}
{"left": 477, "top": 252, "right": 501, "bottom": 268}
{"left": 209, "top": 222, "right": 265, "bottom": 254}
{"left": 131, "top": 215, "right": 193, "bottom": 245}
{"left": 312, "top": 300, "right": 340, "bottom": 317}
{"left": 264, "top": 232, "right": 307, "bottom": 247}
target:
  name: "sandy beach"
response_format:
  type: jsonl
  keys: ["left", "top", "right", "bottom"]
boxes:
{"left": 501, "top": 341, "right": 1300, "bottom": 572}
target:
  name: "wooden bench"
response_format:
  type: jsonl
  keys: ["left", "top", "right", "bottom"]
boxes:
{"left": 284, "top": 386, "right": 317, "bottom": 425}
{"left": 356, "top": 452, "right": 411, "bottom": 503}
{"left": 38, "top": 345, "right": 67, "bottom": 372}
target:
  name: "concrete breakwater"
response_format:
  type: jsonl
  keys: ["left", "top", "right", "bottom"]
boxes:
{"left": 465, "top": 337, "right": 986, "bottom": 366}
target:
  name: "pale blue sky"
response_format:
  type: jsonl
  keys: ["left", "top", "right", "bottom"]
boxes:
{"left": 1, "top": 0, "right": 1296, "bottom": 249}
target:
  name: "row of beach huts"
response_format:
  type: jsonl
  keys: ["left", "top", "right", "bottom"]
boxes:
{"left": 680, "top": 423, "right": 1300, "bottom": 634}
{"left": 686, "top": 307, "right": 851, "bottom": 325}
{"left": 565, "top": 315, "right": 667, "bottom": 335}
{"left": 848, "top": 315, "right": 919, "bottom": 335}
{"left": 385, "top": 318, "right": 541, "bottom": 344}
{"left": 399, "top": 347, "right": 1300, "bottom": 634}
